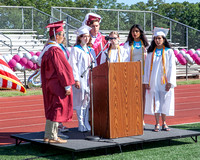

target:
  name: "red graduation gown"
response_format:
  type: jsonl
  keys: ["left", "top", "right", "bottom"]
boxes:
{"left": 92, "top": 34, "right": 108, "bottom": 65}
{"left": 41, "top": 46, "right": 75, "bottom": 122}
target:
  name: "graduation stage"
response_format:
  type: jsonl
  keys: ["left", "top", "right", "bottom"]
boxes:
{"left": 11, "top": 124, "right": 200, "bottom": 159}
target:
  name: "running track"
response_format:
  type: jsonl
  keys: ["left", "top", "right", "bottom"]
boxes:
{"left": 1, "top": 84, "right": 200, "bottom": 146}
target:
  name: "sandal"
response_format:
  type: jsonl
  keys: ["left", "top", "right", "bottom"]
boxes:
{"left": 162, "top": 124, "right": 170, "bottom": 131}
{"left": 153, "top": 124, "right": 160, "bottom": 132}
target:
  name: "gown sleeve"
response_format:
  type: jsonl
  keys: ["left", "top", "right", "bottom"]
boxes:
{"left": 68, "top": 47, "right": 80, "bottom": 82}
{"left": 167, "top": 49, "right": 177, "bottom": 88}
{"left": 143, "top": 52, "right": 152, "bottom": 84}
{"left": 51, "top": 47, "right": 75, "bottom": 87}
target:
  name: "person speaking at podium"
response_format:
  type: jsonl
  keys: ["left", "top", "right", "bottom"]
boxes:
{"left": 100, "top": 31, "right": 128, "bottom": 64}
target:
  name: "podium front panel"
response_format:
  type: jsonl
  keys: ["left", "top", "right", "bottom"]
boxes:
{"left": 92, "top": 62, "right": 143, "bottom": 139}
{"left": 109, "top": 62, "right": 143, "bottom": 138}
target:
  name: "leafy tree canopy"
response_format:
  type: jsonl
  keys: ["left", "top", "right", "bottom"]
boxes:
{"left": 0, "top": 0, "right": 199, "bottom": 29}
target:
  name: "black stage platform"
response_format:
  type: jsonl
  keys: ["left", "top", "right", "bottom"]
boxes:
{"left": 11, "top": 124, "right": 200, "bottom": 156}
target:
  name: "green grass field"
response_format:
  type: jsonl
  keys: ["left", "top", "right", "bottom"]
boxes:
{"left": 0, "top": 123, "right": 200, "bottom": 160}
{"left": 0, "top": 88, "right": 42, "bottom": 97}
{"left": 176, "top": 79, "right": 200, "bottom": 85}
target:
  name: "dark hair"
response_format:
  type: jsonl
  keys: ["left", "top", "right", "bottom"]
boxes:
{"left": 74, "top": 34, "right": 92, "bottom": 46}
{"left": 147, "top": 36, "right": 172, "bottom": 53}
{"left": 126, "top": 24, "right": 149, "bottom": 48}
{"left": 50, "top": 31, "right": 62, "bottom": 40}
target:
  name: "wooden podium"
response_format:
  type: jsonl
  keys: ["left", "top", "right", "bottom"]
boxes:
{"left": 92, "top": 61, "right": 143, "bottom": 139}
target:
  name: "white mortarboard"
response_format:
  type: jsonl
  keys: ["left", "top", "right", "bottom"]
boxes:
{"left": 153, "top": 27, "right": 169, "bottom": 37}
{"left": 74, "top": 25, "right": 92, "bottom": 36}
{"left": 82, "top": 13, "right": 101, "bottom": 26}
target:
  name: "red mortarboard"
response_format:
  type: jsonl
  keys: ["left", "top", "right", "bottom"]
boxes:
{"left": 45, "top": 21, "right": 65, "bottom": 37}
{"left": 82, "top": 13, "right": 101, "bottom": 26}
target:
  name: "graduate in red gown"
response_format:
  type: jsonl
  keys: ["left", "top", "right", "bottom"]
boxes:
{"left": 40, "top": 21, "right": 75, "bottom": 143}
{"left": 82, "top": 13, "right": 108, "bottom": 65}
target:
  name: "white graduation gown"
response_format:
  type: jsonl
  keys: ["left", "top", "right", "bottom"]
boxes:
{"left": 144, "top": 48, "right": 176, "bottom": 116}
{"left": 69, "top": 46, "right": 96, "bottom": 109}
{"left": 100, "top": 46, "right": 129, "bottom": 64}
{"left": 68, "top": 46, "right": 96, "bottom": 132}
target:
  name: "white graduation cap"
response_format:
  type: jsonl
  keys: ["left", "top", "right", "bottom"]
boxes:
{"left": 82, "top": 13, "right": 101, "bottom": 26}
{"left": 153, "top": 27, "right": 169, "bottom": 37}
{"left": 74, "top": 25, "right": 92, "bottom": 36}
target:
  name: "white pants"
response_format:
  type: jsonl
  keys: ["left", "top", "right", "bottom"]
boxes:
{"left": 76, "top": 106, "right": 91, "bottom": 132}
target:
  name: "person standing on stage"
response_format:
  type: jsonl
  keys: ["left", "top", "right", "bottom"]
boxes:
{"left": 82, "top": 13, "right": 108, "bottom": 65}
{"left": 59, "top": 37, "right": 70, "bottom": 61}
{"left": 69, "top": 25, "right": 96, "bottom": 132}
{"left": 100, "top": 31, "right": 128, "bottom": 64}
{"left": 124, "top": 24, "right": 149, "bottom": 128}
{"left": 144, "top": 27, "right": 176, "bottom": 132}
{"left": 58, "top": 37, "right": 71, "bottom": 133}
{"left": 39, "top": 21, "right": 75, "bottom": 143}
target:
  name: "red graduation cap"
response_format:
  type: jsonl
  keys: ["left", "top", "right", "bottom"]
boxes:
{"left": 82, "top": 13, "right": 101, "bottom": 26}
{"left": 45, "top": 21, "right": 65, "bottom": 37}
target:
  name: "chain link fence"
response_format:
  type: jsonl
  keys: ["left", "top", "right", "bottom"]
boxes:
{"left": 52, "top": 7, "right": 200, "bottom": 50}
{"left": 0, "top": 6, "right": 59, "bottom": 86}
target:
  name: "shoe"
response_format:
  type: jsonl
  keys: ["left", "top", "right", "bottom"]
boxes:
{"left": 162, "top": 124, "right": 170, "bottom": 131}
{"left": 58, "top": 132, "right": 69, "bottom": 139}
{"left": 43, "top": 138, "right": 49, "bottom": 142}
{"left": 58, "top": 123, "right": 69, "bottom": 132}
{"left": 153, "top": 124, "right": 160, "bottom": 132}
{"left": 49, "top": 137, "right": 67, "bottom": 143}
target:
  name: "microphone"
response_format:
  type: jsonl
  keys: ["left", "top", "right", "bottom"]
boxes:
{"left": 105, "top": 36, "right": 116, "bottom": 41}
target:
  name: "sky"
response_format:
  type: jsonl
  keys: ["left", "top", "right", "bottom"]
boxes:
{"left": 116, "top": 0, "right": 199, "bottom": 6}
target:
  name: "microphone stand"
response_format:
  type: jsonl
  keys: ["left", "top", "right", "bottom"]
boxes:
{"left": 81, "top": 41, "right": 110, "bottom": 141}
{"left": 95, "top": 40, "right": 110, "bottom": 60}
{"left": 81, "top": 60, "right": 100, "bottom": 141}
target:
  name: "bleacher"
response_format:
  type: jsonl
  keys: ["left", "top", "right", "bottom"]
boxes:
{"left": 0, "top": 30, "right": 47, "bottom": 84}
{"left": 0, "top": 30, "right": 46, "bottom": 55}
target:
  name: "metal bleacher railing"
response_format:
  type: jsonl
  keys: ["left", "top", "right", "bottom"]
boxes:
{"left": 0, "top": 6, "right": 60, "bottom": 40}
{"left": 51, "top": 7, "right": 200, "bottom": 80}
{"left": 51, "top": 6, "right": 200, "bottom": 50}
{"left": 0, "top": 6, "right": 60, "bottom": 86}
